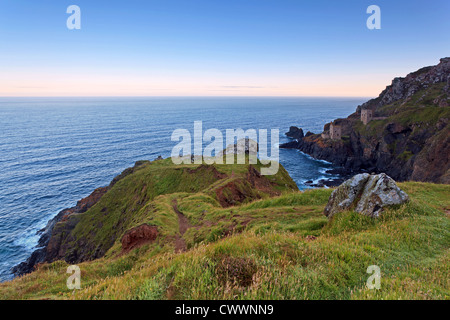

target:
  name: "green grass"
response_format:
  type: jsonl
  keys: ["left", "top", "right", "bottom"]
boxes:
{"left": 1, "top": 177, "right": 448, "bottom": 300}
{"left": 354, "top": 83, "right": 450, "bottom": 140}
{"left": 41, "top": 157, "right": 298, "bottom": 264}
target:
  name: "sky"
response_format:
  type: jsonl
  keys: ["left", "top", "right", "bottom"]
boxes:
{"left": 0, "top": 0, "right": 449, "bottom": 97}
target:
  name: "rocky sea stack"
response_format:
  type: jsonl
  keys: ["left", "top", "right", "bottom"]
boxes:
{"left": 281, "top": 57, "right": 450, "bottom": 184}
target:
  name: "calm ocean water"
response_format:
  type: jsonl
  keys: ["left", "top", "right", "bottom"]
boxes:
{"left": 0, "top": 97, "right": 366, "bottom": 281}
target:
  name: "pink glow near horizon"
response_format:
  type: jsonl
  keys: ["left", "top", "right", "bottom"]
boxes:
{"left": 0, "top": 73, "right": 390, "bottom": 97}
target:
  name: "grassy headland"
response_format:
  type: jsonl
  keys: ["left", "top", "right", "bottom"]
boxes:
{"left": 0, "top": 158, "right": 448, "bottom": 300}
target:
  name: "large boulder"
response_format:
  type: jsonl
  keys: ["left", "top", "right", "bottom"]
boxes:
{"left": 324, "top": 173, "right": 409, "bottom": 218}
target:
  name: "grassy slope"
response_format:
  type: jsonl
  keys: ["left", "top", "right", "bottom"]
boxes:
{"left": 0, "top": 167, "right": 448, "bottom": 300}
{"left": 45, "top": 157, "right": 298, "bottom": 263}
{"left": 354, "top": 82, "right": 449, "bottom": 139}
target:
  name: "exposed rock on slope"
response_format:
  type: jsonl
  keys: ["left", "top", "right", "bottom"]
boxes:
{"left": 324, "top": 173, "right": 409, "bottom": 218}
{"left": 214, "top": 165, "right": 281, "bottom": 207}
{"left": 121, "top": 224, "right": 159, "bottom": 252}
{"left": 217, "top": 138, "right": 259, "bottom": 157}
{"left": 281, "top": 58, "right": 450, "bottom": 184}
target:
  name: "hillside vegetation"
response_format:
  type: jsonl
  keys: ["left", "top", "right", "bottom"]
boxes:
{"left": 0, "top": 158, "right": 449, "bottom": 300}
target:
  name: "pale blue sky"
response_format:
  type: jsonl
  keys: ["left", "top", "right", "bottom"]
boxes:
{"left": 0, "top": 0, "right": 448, "bottom": 96}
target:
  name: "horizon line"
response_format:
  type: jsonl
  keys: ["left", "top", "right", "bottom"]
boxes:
{"left": 0, "top": 95, "right": 373, "bottom": 99}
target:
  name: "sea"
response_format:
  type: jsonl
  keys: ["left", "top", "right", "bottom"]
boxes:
{"left": 0, "top": 96, "right": 367, "bottom": 282}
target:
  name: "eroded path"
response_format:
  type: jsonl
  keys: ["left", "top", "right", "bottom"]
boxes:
{"left": 172, "top": 199, "right": 191, "bottom": 252}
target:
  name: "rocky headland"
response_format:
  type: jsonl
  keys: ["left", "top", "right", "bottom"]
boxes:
{"left": 12, "top": 153, "right": 297, "bottom": 277}
{"left": 281, "top": 57, "right": 450, "bottom": 184}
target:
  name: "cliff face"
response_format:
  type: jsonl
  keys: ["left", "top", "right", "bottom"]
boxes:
{"left": 281, "top": 58, "right": 450, "bottom": 184}
{"left": 10, "top": 161, "right": 146, "bottom": 276}
{"left": 355, "top": 57, "right": 450, "bottom": 114}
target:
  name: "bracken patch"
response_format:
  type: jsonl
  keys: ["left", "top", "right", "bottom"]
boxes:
{"left": 214, "top": 256, "right": 258, "bottom": 287}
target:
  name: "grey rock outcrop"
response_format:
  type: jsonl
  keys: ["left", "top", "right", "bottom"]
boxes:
{"left": 324, "top": 173, "right": 409, "bottom": 218}
{"left": 356, "top": 57, "right": 450, "bottom": 113}
{"left": 218, "top": 138, "right": 259, "bottom": 156}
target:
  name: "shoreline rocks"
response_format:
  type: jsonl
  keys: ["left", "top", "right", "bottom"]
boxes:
{"left": 11, "top": 187, "right": 109, "bottom": 277}
{"left": 11, "top": 160, "right": 149, "bottom": 278}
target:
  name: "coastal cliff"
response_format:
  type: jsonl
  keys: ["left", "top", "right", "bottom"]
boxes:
{"left": 3, "top": 152, "right": 450, "bottom": 300}
{"left": 11, "top": 161, "right": 148, "bottom": 276}
{"left": 281, "top": 57, "right": 450, "bottom": 184}
{"left": 12, "top": 157, "right": 297, "bottom": 277}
